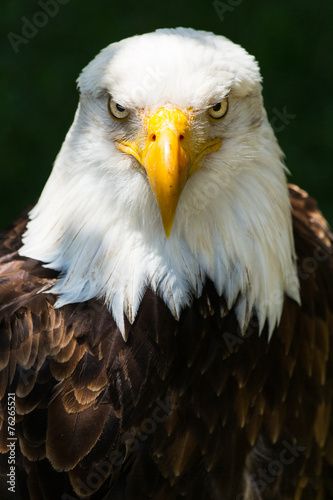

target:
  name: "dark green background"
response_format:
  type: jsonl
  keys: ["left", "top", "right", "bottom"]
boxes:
{"left": 1, "top": 0, "right": 332, "bottom": 231}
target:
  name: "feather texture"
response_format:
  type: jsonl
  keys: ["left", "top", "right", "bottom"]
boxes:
{"left": 0, "top": 186, "right": 332, "bottom": 499}
{"left": 1, "top": 28, "right": 332, "bottom": 500}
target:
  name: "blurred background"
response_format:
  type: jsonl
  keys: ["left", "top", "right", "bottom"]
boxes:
{"left": 1, "top": 0, "right": 332, "bottom": 230}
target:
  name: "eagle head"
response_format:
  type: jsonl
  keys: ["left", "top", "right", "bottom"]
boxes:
{"left": 20, "top": 28, "right": 300, "bottom": 338}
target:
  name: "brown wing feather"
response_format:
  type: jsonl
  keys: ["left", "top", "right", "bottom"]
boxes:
{"left": 242, "top": 185, "right": 333, "bottom": 500}
{"left": 0, "top": 212, "right": 175, "bottom": 498}
{"left": 0, "top": 185, "right": 333, "bottom": 499}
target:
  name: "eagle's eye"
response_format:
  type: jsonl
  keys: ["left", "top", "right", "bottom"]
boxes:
{"left": 208, "top": 99, "right": 229, "bottom": 120}
{"left": 108, "top": 96, "right": 130, "bottom": 121}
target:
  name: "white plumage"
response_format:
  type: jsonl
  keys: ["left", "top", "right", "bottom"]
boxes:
{"left": 19, "top": 28, "right": 300, "bottom": 338}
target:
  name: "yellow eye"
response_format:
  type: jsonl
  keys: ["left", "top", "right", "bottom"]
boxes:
{"left": 108, "top": 96, "right": 130, "bottom": 121}
{"left": 208, "top": 99, "right": 229, "bottom": 120}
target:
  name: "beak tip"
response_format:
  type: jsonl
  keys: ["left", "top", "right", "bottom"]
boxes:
{"left": 163, "top": 224, "right": 172, "bottom": 239}
{"left": 159, "top": 203, "right": 177, "bottom": 239}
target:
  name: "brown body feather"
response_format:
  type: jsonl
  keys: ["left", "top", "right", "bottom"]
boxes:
{"left": 0, "top": 185, "right": 332, "bottom": 499}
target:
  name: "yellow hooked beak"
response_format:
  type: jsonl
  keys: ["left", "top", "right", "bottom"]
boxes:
{"left": 117, "top": 107, "right": 222, "bottom": 237}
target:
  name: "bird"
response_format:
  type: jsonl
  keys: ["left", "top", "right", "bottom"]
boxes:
{"left": 0, "top": 27, "right": 332, "bottom": 500}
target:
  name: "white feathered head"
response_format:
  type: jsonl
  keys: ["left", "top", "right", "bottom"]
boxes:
{"left": 20, "top": 28, "right": 300, "bottom": 337}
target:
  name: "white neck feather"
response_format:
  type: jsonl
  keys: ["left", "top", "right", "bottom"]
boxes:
{"left": 19, "top": 110, "right": 300, "bottom": 339}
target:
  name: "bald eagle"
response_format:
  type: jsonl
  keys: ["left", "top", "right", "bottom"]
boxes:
{"left": 0, "top": 28, "right": 332, "bottom": 500}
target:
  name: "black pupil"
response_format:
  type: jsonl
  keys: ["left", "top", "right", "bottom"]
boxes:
{"left": 116, "top": 103, "right": 125, "bottom": 113}
{"left": 213, "top": 103, "right": 221, "bottom": 112}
